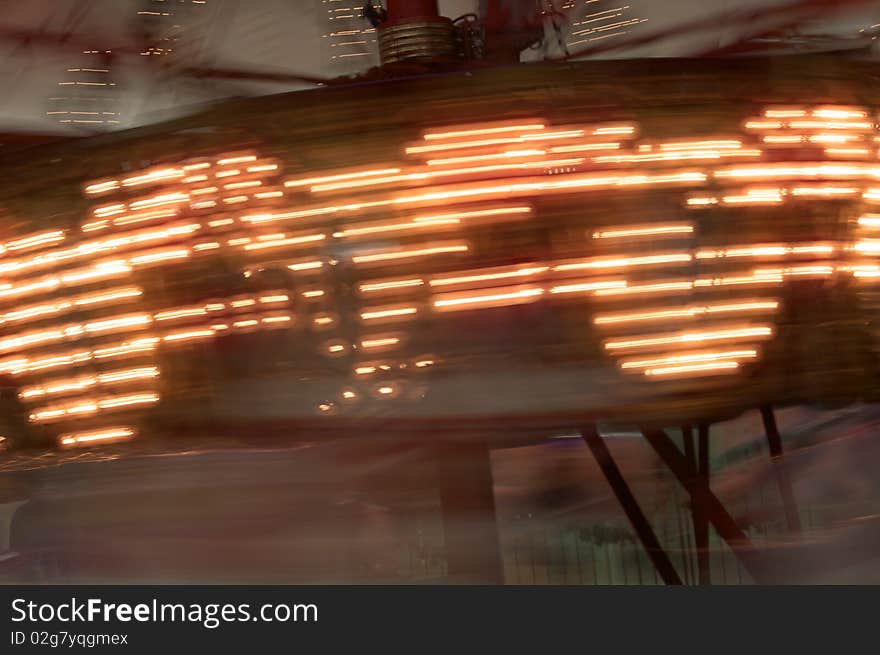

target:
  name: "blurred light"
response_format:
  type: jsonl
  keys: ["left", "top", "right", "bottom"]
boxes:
{"left": 604, "top": 326, "right": 773, "bottom": 351}
{"left": 433, "top": 287, "right": 543, "bottom": 311}
{"left": 592, "top": 224, "right": 693, "bottom": 239}
{"left": 59, "top": 426, "right": 134, "bottom": 447}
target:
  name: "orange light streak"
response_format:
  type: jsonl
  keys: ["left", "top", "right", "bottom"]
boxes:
{"left": 218, "top": 155, "right": 257, "bottom": 165}
{"left": 422, "top": 122, "right": 546, "bottom": 141}
{"left": 361, "top": 337, "right": 401, "bottom": 349}
{"left": 620, "top": 349, "right": 758, "bottom": 370}
{"left": 352, "top": 243, "right": 469, "bottom": 264}
{"left": 554, "top": 252, "right": 691, "bottom": 272}
{"left": 592, "top": 224, "right": 693, "bottom": 239}
{"left": 121, "top": 168, "right": 184, "bottom": 187}
{"left": 285, "top": 168, "right": 402, "bottom": 189}
{"left": 333, "top": 217, "right": 459, "bottom": 239}
{"left": 594, "top": 280, "right": 695, "bottom": 297}
{"left": 360, "top": 278, "right": 424, "bottom": 293}
{"left": 242, "top": 233, "right": 326, "bottom": 251}
{"left": 594, "top": 300, "right": 778, "bottom": 326}
{"left": 360, "top": 306, "right": 418, "bottom": 321}
{"left": 550, "top": 280, "right": 627, "bottom": 295}
{"left": 643, "top": 361, "right": 740, "bottom": 377}
{"left": 430, "top": 265, "right": 548, "bottom": 288}
{"left": 426, "top": 149, "right": 546, "bottom": 166}
{"left": 60, "top": 427, "right": 135, "bottom": 447}
{"left": 433, "top": 287, "right": 543, "bottom": 311}
{"left": 604, "top": 326, "right": 773, "bottom": 351}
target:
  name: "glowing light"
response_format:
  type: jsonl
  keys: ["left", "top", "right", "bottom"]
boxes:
{"left": 549, "top": 142, "right": 621, "bottom": 154}
{"left": 93, "top": 337, "right": 160, "bottom": 360}
{"left": 4, "top": 230, "right": 65, "bottom": 252}
{"left": 129, "top": 248, "right": 190, "bottom": 266}
{"left": 360, "top": 278, "right": 424, "bottom": 293}
{"left": 620, "top": 349, "right": 758, "bottom": 370}
{"left": 788, "top": 120, "right": 872, "bottom": 131}
{"left": 360, "top": 306, "right": 418, "bottom": 320}
{"left": 311, "top": 158, "right": 586, "bottom": 192}
{"left": 361, "top": 337, "right": 400, "bottom": 349}
{"left": 262, "top": 315, "right": 292, "bottom": 325}
{"left": 855, "top": 240, "right": 880, "bottom": 254}
{"left": 825, "top": 148, "right": 871, "bottom": 158}
{"left": 592, "top": 224, "right": 693, "bottom": 240}
{"left": 405, "top": 130, "right": 584, "bottom": 155}
{"left": 715, "top": 163, "right": 869, "bottom": 181}
{"left": 218, "top": 155, "right": 257, "bottom": 165}
{"left": 426, "top": 149, "right": 546, "bottom": 167}
{"left": 811, "top": 107, "right": 868, "bottom": 120}
{"left": 84, "top": 313, "right": 152, "bottom": 334}
{"left": 430, "top": 265, "right": 547, "bottom": 288}
{"left": 285, "top": 168, "right": 402, "bottom": 189}
{"left": 595, "top": 300, "right": 778, "bottom": 325}
{"left": 423, "top": 122, "right": 546, "bottom": 141}
{"left": 554, "top": 252, "right": 691, "bottom": 272}
{"left": 85, "top": 180, "right": 120, "bottom": 195}
{"left": 242, "top": 233, "right": 326, "bottom": 251}
{"left": 762, "top": 135, "right": 803, "bottom": 144}
{"left": 59, "top": 427, "right": 135, "bottom": 447}
{"left": 604, "top": 326, "right": 773, "bottom": 351}
{"left": 433, "top": 287, "right": 543, "bottom": 311}
{"left": 550, "top": 280, "right": 627, "bottom": 295}
{"left": 260, "top": 295, "right": 289, "bottom": 304}
{"left": 790, "top": 186, "right": 858, "bottom": 197}
{"left": 808, "top": 133, "right": 862, "bottom": 144}
{"left": 97, "top": 393, "right": 160, "bottom": 409}
{"left": 334, "top": 218, "right": 460, "bottom": 239}
{"left": 763, "top": 108, "right": 806, "bottom": 118}
{"left": 744, "top": 120, "right": 783, "bottom": 130}
{"left": 121, "top": 168, "right": 184, "bottom": 188}
{"left": 721, "top": 188, "right": 784, "bottom": 205}
{"left": 163, "top": 329, "right": 215, "bottom": 342}
{"left": 352, "top": 243, "right": 469, "bottom": 264}
{"left": 154, "top": 307, "right": 208, "bottom": 322}
{"left": 594, "top": 280, "right": 695, "bottom": 297}
{"left": 644, "top": 361, "right": 740, "bottom": 377}
{"left": 97, "top": 367, "right": 159, "bottom": 383}
{"left": 686, "top": 197, "right": 719, "bottom": 207}
{"left": 287, "top": 260, "right": 324, "bottom": 272}
{"left": 248, "top": 164, "right": 279, "bottom": 173}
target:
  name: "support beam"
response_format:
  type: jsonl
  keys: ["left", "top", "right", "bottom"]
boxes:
{"left": 681, "top": 424, "right": 696, "bottom": 583}
{"left": 581, "top": 426, "right": 683, "bottom": 585}
{"left": 640, "top": 427, "right": 771, "bottom": 583}
{"left": 695, "top": 424, "right": 711, "bottom": 585}
{"left": 760, "top": 406, "right": 802, "bottom": 534}
{"left": 435, "top": 438, "right": 505, "bottom": 584}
